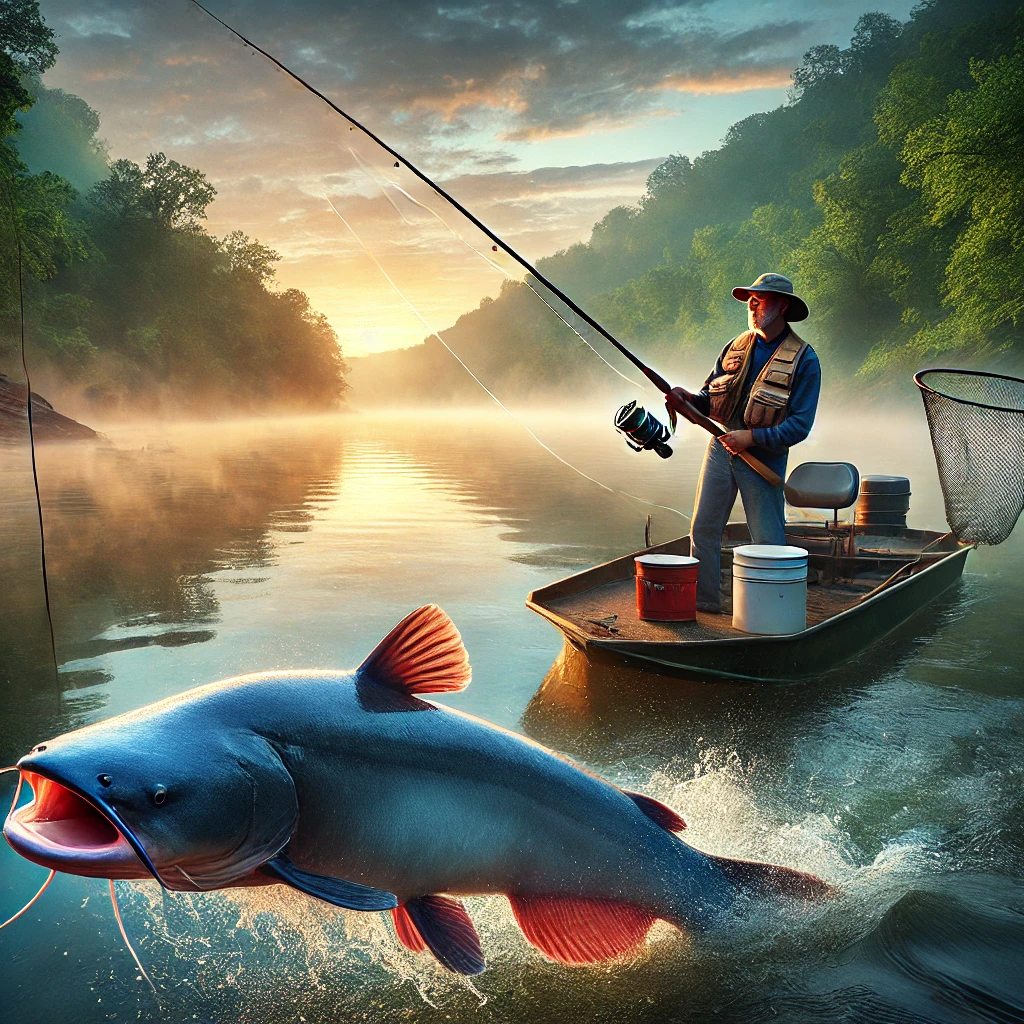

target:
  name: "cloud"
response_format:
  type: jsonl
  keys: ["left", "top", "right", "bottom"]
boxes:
{"left": 32, "top": 0, "right": 910, "bottom": 352}
{"left": 651, "top": 65, "right": 795, "bottom": 95}
{"left": 42, "top": 0, "right": 818, "bottom": 150}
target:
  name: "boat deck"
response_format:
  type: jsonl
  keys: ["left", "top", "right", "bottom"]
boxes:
{"left": 545, "top": 566, "right": 890, "bottom": 642}
{"left": 527, "top": 523, "right": 969, "bottom": 680}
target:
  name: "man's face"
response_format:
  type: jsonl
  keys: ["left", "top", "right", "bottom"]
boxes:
{"left": 747, "top": 292, "right": 788, "bottom": 336}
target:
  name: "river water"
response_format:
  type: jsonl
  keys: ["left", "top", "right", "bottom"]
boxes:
{"left": 1, "top": 408, "right": 1021, "bottom": 1024}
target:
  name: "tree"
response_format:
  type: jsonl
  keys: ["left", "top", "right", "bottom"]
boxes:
{"left": 221, "top": 230, "right": 280, "bottom": 283}
{"left": 0, "top": 0, "right": 56, "bottom": 76}
{"left": 902, "top": 47, "right": 1024, "bottom": 340}
{"left": 86, "top": 158, "right": 144, "bottom": 221}
{"left": 0, "top": 51, "right": 29, "bottom": 138}
{"left": 88, "top": 153, "right": 216, "bottom": 227}
{"left": 643, "top": 154, "right": 690, "bottom": 203}
{"left": 790, "top": 45, "right": 845, "bottom": 98}
{"left": 847, "top": 12, "right": 903, "bottom": 66}
{"left": 15, "top": 85, "right": 110, "bottom": 190}
{"left": 139, "top": 152, "right": 216, "bottom": 227}
{"left": 11, "top": 168, "right": 87, "bottom": 279}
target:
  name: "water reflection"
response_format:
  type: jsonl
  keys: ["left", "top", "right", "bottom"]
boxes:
{"left": 521, "top": 586, "right": 969, "bottom": 768}
{"left": 0, "top": 409, "right": 1022, "bottom": 1024}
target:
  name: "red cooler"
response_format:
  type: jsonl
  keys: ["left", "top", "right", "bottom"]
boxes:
{"left": 635, "top": 554, "right": 699, "bottom": 621}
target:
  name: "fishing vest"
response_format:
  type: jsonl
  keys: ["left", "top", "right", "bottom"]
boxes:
{"left": 707, "top": 328, "right": 808, "bottom": 430}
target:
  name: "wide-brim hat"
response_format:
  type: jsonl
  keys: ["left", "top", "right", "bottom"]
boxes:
{"left": 732, "top": 273, "right": 808, "bottom": 322}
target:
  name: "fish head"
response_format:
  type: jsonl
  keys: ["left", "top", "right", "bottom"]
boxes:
{"left": 4, "top": 704, "right": 299, "bottom": 891}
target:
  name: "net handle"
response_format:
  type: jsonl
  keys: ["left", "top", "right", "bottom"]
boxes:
{"left": 915, "top": 368, "right": 1024, "bottom": 414}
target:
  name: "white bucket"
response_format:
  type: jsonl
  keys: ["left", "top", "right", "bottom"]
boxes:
{"left": 732, "top": 544, "right": 808, "bottom": 635}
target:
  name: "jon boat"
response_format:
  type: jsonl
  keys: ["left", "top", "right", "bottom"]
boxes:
{"left": 527, "top": 464, "right": 972, "bottom": 683}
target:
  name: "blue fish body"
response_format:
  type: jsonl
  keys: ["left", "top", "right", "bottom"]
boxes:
{"left": 5, "top": 606, "right": 830, "bottom": 974}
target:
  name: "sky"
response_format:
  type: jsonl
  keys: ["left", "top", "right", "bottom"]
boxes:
{"left": 37, "top": 0, "right": 917, "bottom": 356}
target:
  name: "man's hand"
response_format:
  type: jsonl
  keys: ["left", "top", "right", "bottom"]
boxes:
{"left": 665, "top": 387, "right": 698, "bottom": 423}
{"left": 718, "top": 429, "right": 754, "bottom": 454}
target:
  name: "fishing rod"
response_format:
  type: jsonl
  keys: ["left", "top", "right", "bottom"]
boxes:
{"left": 187, "top": 0, "right": 780, "bottom": 487}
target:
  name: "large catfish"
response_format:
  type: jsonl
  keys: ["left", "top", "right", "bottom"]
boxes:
{"left": 4, "top": 606, "right": 830, "bottom": 975}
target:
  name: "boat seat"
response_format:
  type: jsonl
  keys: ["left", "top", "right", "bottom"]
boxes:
{"left": 785, "top": 462, "right": 860, "bottom": 511}
{"left": 786, "top": 461, "right": 860, "bottom": 562}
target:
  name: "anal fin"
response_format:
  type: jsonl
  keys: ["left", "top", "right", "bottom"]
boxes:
{"left": 262, "top": 854, "right": 398, "bottom": 911}
{"left": 508, "top": 894, "right": 657, "bottom": 964}
{"left": 399, "top": 895, "right": 485, "bottom": 975}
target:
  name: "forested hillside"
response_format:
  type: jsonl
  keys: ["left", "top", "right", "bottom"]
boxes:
{"left": 0, "top": 1, "right": 348, "bottom": 415}
{"left": 350, "top": 0, "right": 1024, "bottom": 404}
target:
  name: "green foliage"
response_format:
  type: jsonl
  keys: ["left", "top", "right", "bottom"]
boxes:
{"left": 88, "top": 153, "right": 217, "bottom": 228}
{"left": 36, "top": 292, "right": 96, "bottom": 367}
{"left": 221, "top": 230, "right": 281, "bottom": 284}
{"left": 0, "top": 0, "right": 347, "bottom": 411}
{"left": 8, "top": 166, "right": 88, "bottom": 278}
{"left": 28, "top": 159, "right": 349, "bottom": 410}
{"left": 15, "top": 84, "right": 109, "bottom": 191}
{"left": 359, "top": 0, "right": 1023, "bottom": 400}
{"left": 0, "top": 0, "right": 56, "bottom": 76}
{"left": 893, "top": 44, "right": 1024, "bottom": 357}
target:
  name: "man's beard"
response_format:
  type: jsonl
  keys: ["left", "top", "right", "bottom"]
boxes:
{"left": 748, "top": 305, "right": 779, "bottom": 337}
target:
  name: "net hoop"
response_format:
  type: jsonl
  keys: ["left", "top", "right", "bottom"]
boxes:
{"left": 914, "top": 367, "right": 1024, "bottom": 545}
{"left": 914, "top": 368, "right": 1024, "bottom": 414}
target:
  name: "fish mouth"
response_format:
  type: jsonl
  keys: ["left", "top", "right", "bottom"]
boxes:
{"left": 3, "top": 770, "right": 151, "bottom": 880}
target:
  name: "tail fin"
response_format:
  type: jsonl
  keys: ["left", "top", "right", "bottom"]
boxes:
{"left": 707, "top": 853, "right": 836, "bottom": 901}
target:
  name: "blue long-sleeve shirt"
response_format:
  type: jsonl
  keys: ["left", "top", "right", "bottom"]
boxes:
{"left": 690, "top": 327, "right": 821, "bottom": 474}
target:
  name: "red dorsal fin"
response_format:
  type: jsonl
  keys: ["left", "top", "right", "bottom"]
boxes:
{"left": 392, "top": 905, "right": 426, "bottom": 952}
{"left": 707, "top": 854, "right": 836, "bottom": 901}
{"left": 507, "top": 895, "right": 657, "bottom": 964}
{"left": 624, "top": 791, "right": 687, "bottom": 832}
{"left": 359, "top": 605, "right": 471, "bottom": 695}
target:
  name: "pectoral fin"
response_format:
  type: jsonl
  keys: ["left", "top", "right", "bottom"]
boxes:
{"left": 393, "top": 896, "right": 485, "bottom": 975}
{"left": 392, "top": 905, "right": 427, "bottom": 953}
{"left": 262, "top": 854, "right": 398, "bottom": 911}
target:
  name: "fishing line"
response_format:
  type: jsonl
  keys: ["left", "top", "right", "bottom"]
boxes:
{"left": 109, "top": 879, "right": 159, "bottom": 995}
{"left": 191, "top": 0, "right": 687, "bottom": 518}
{"left": 344, "top": 146, "right": 646, "bottom": 391}
{"left": 3, "top": 182, "right": 61, "bottom": 696}
{"left": 187, "top": 0, "right": 675, "bottom": 397}
{"left": 345, "top": 146, "right": 415, "bottom": 228}
{"left": 383, "top": 176, "right": 645, "bottom": 388}
{"left": 326, "top": 199, "right": 689, "bottom": 521}
{"left": 0, "top": 869, "right": 54, "bottom": 931}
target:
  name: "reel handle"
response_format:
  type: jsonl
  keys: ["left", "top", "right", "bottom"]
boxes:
{"left": 665, "top": 393, "right": 782, "bottom": 488}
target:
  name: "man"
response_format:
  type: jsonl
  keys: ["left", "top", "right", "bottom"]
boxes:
{"left": 666, "top": 273, "right": 821, "bottom": 613}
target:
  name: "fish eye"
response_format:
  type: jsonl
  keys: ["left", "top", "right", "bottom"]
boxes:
{"left": 97, "top": 774, "right": 112, "bottom": 787}
{"left": 35, "top": 744, "right": 47, "bottom": 752}
{"left": 152, "top": 786, "right": 168, "bottom": 807}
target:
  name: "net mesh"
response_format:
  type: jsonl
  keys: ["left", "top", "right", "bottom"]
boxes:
{"left": 915, "top": 369, "right": 1024, "bottom": 545}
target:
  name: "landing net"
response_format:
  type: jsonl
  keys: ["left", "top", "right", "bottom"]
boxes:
{"left": 915, "top": 369, "right": 1024, "bottom": 545}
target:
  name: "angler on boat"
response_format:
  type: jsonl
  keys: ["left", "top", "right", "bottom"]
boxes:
{"left": 666, "top": 273, "right": 821, "bottom": 613}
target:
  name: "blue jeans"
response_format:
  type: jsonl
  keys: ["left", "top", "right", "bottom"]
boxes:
{"left": 690, "top": 438, "right": 787, "bottom": 611}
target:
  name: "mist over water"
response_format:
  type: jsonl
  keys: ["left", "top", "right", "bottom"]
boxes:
{"left": 1, "top": 408, "right": 1021, "bottom": 1023}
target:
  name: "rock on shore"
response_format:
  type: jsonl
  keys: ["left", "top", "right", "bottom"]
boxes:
{"left": 0, "top": 374, "right": 98, "bottom": 441}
